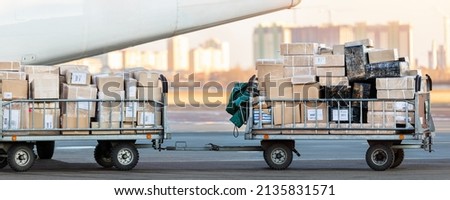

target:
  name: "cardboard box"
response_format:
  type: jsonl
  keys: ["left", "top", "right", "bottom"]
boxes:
{"left": 290, "top": 75, "right": 316, "bottom": 84}
{"left": 133, "top": 71, "right": 159, "bottom": 87}
{"left": 97, "top": 90, "right": 125, "bottom": 110}
{"left": 344, "top": 39, "right": 374, "bottom": 47}
{"left": 90, "top": 122, "right": 120, "bottom": 135}
{"left": 123, "top": 102, "right": 160, "bottom": 122}
{"left": 137, "top": 87, "right": 162, "bottom": 102}
{"left": 376, "top": 76, "right": 416, "bottom": 90}
{"left": 283, "top": 66, "right": 316, "bottom": 77}
{"left": 66, "top": 69, "right": 91, "bottom": 85}
{"left": 137, "top": 111, "right": 162, "bottom": 126}
{"left": 253, "top": 109, "right": 272, "bottom": 125}
{"left": 61, "top": 114, "right": 90, "bottom": 135}
{"left": 30, "top": 102, "right": 60, "bottom": 109}
{"left": 58, "top": 65, "right": 89, "bottom": 76}
{"left": 345, "top": 45, "right": 368, "bottom": 81}
{"left": 22, "top": 65, "right": 59, "bottom": 74}
{"left": 125, "top": 78, "right": 138, "bottom": 99}
{"left": 367, "top": 111, "right": 414, "bottom": 124}
{"left": 28, "top": 108, "right": 60, "bottom": 130}
{"left": 265, "top": 78, "right": 293, "bottom": 99}
{"left": 62, "top": 84, "right": 98, "bottom": 117}
{"left": 377, "top": 90, "right": 415, "bottom": 99}
{"left": 318, "top": 76, "right": 349, "bottom": 86}
{"left": 96, "top": 76, "right": 124, "bottom": 92}
{"left": 2, "top": 103, "right": 29, "bottom": 130}
{"left": 316, "top": 67, "right": 345, "bottom": 77}
{"left": 368, "top": 101, "right": 414, "bottom": 111}
{"left": 332, "top": 45, "right": 345, "bottom": 55}
{"left": 0, "top": 61, "right": 20, "bottom": 71}
{"left": 30, "top": 74, "right": 59, "bottom": 99}
{"left": 301, "top": 102, "right": 328, "bottom": 123}
{"left": 368, "top": 49, "right": 399, "bottom": 64}
{"left": 280, "top": 43, "right": 319, "bottom": 55}
{"left": 0, "top": 72, "right": 26, "bottom": 80}
{"left": 256, "top": 61, "right": 284, "bottom": 83}
{"left": 283, "top": 55, "right": 314, "bottom": 67}
{"left": 365, "top": 60, "right": 409, "bottom": 79}
{"left": 121, "top": 122, "right": 137, "bottom": 134}
{"left": 292, "top": 83, "right": 320, "bottom": 99}
{"left": 272, "top": 102, "right": 301, "bottom": 125}
{"left": 1, "top": 79, "right": 28, "bottom": 99}
{"left": 313, "top": 55, "right": 345, "bottom": 67}
{"left": 96, "top": 110, "right": 122, "bottom": 123}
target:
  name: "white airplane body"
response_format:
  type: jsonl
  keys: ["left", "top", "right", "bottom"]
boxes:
{"left": 0, "top": 0, "right": 301, "bottom": 65}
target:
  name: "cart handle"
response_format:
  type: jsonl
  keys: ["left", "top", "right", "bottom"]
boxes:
{"left": 415, "top": 75, "right": 421, "bottom": 92}
{"left": 159, "top": 74, "right": 169, "bottom": 94}
{"left": 426, "top": 74, "right": 433, "bottom": 91}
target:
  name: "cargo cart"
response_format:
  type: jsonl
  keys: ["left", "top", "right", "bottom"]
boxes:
{"left": 0, "top": 75, "right": 170, "bottom": 172}
{"left": 245, "top": 76, "right": 435, "bottom": 171}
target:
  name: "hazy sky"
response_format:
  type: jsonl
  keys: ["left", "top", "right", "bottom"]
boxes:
{"left": 135, "top": 0, "right": 450, "bottom": 68}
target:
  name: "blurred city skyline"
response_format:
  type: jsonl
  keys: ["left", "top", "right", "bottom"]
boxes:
{"left": 130, "top": 0, "right": 450, "bottom": 69}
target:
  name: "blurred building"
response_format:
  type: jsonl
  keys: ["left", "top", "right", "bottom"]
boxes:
{"left": 168, "top": 36, "right": 190, "bottom": 72}
{"left": 107, "top": 51, "right": 124, "bottom": 70}
{"left": 190, "top": 39, "right": 230, "bottom": 75}
{"left": 428, "top": 40, "right": 438, "bottom": 69}
{"left": 437, "top": 45, "right": 446, "bottom": 70}
{"left": 354, "top": 21, "right": 413, "bottom": 63}
{"left": 253, "top": 23, "right": 291, "bottom": 61}
{"left": 291, "top": 24, "right": 353, "bottom": 46}
{"left": 444, "top": 17, "right": 450, "bottom": 69}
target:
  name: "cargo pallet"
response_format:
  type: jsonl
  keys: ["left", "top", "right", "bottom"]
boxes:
{"left": 0, "top": 75, "right": 435, "bottom": 172}
{"left": 0, "top": 75, "right": 170, "bottom": 172}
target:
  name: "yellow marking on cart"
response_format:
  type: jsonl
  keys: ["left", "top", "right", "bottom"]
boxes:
{"left": 146, "top": 134, "right": 152, "bottom": 139}
{"left": 399, "top": 135, "right": 405, "bottom": 140}
{"left": 263, "top": 134, "right": 269, "bottom": 139}
{"left": 12, "top": 135, "right": 17, "bottom": 141}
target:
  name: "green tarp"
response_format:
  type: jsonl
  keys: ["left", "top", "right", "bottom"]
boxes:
{"left": 226, "top": 83, "right": 250, "bottom": 128}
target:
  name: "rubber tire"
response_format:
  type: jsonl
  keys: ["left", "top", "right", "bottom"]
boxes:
{"left": 390, "top": 149, "right": 405, "bottom": 169}
{"left": 94, "top": 142, "right": 114, "bottom": 168}
{"left": 0, "top": 149, "right": 7, "bottom": 169}
{"left": 7, "top": 144, "right": 36, "bottom": 172}
{"left": 111, "top": 143, "right": 139, "bottom": 171}
{"left": 36, "top": 141, "right": 55, "bottom": 159}
{"left": 263, "top": 143, "right": 293, "bottom": 170}
{"left": 365, "top": 144, "right": 395, "bottom": 171}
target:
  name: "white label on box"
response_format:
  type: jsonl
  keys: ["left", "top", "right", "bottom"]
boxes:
{"left": 125, "top": 106, "right": 137, "bottom": 118}
{"left": 3, "top": 110, "right": 19, "bottom": 129}
{"left": 71, "top": 72, "right": 87, "bottom": 84}
{"left": 3, "top": 92, "right": 12, "bottom": 99}
{"left": 76, "top": 97, "right": 90, "bottom": 110}
{"left": 44, "top": 114, "right": 54, "bottom": 129}
{"left": 128, "top": 86, "right": 137, "bottom": 98}
{"left": 314, "top": 56, "right": 326, "bottom": 65}
{"left": 394, "top": 102, "right": 414, "bottom": 111}
{"left": 139, "top": 112, "right": 154, "bottom": 125}
{"left": 332, "top": 109, "right": 348, "bottom": 121}
{"left": 307, "top": 109, "right": 323, "bottom": 121}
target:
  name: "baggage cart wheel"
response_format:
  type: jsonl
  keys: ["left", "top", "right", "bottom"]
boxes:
{"left": 0, "top": 150, "right": 7, "bottom": 169}
{"left": 390, "top": 149, "right": 405, "bottom": 169}
{"left": 365, "top": 144, "right": 394, "bottom": 171}
{"left": 94, "top": 142, "right": 113, "bottom": 168}
{"left": 111, "top": 143, "right": 139, "bottom": 171}
{"left": 263, "top": 143, "right": 293, "bottom": 170}
{"left": 7, "top": 144, "right": 36, "bottom": 172}
{"left": 36, "top": 141, "right": 55, "bottom": 159}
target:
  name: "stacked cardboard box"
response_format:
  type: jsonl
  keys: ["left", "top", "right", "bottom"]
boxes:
{"left": 0, "top": 62, "right": 28, "bottom": 131}
{"left": 376, "top": 76, "right": 415, "bottom": 99}
{"left": 132, "top": 70, "right": 162, "bottom": 128}
{"left": 255, "top": 59, "right": 283, "bottom": 96}
{"left": 28, "top": 103, "right": 60, "bottom": 135}
{"left": 93, "top": 75, "right": 125, "bottom": 134}
{"left": 60, "top": 67, "right": 95, "bottom": 135}
{"left": 23, "top": 65, "right": 60, "bottom": 99}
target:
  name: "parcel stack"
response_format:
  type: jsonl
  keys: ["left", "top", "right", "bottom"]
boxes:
{"left": 60, "top": 65, "right": 96, "bottom": 135}
{"left": 133, "top": 70, "right": 162, "bottom": 131}
{"left": 255, "top": 38, "right": 420, "bottom": 133}
{"left": 0, "top": 61, "right": 28, "bottom": 131}
{"left": 23, "top": 65, "right": 60, "bottom": 134}
{"left": 0, "top": 62, "right": 163, "bottom": 135}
